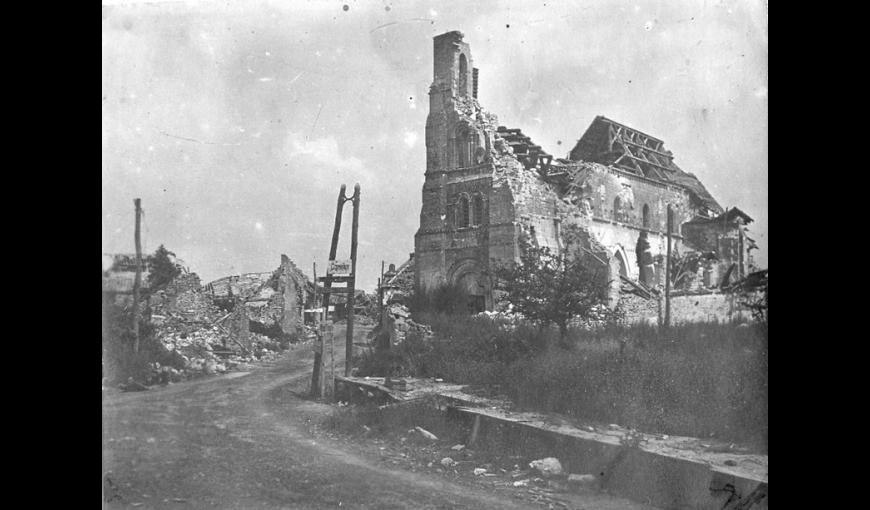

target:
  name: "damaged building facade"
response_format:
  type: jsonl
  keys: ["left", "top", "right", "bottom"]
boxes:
{"left": 414, "top": 31, "right": 760, "bottom": 320}
{"left": 205, "top": 254, "right": 311, "bottom": 338}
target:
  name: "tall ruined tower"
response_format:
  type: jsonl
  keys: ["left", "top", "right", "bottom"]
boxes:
{"left": 414, "top": 31, "right": 501, "bottom": 312}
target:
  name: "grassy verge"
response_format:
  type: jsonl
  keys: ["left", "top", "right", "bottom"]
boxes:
{"left": 353, "top": 313, "right": 767, "bottom": 451}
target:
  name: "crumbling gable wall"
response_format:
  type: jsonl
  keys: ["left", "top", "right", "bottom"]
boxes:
{"left": 682, "top": 220, "right": 754, "bottom": 286}
{"left": 206, "top": 255, "right": 310, "bottom": 339}
{"left": 278, "top": 254, "right": 306, "bottom": 335}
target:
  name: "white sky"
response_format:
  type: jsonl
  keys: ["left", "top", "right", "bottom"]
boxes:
{"left": 102, "top": 0, "right": 768, "bottom": 291}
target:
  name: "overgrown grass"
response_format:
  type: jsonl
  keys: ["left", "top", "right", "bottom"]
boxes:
{"left": 354, "top": 313, "right": 768, "bottom": 451}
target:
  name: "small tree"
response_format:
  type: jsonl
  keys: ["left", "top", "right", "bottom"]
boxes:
{"left": 494, "top": 241, "right": 610, "bottom": 347}
{"left": 147, "top": 244, "right": 181, "bottom": 290}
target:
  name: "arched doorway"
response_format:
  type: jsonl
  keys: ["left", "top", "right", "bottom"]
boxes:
{"left": 607, "top": 249, "right": 629, "bottom": 308}
{"left": 449, "top": 258, "right": 490, "bottom": 313}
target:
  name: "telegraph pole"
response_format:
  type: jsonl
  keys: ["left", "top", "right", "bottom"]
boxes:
{"left": 346, "top": 184, "right": 360, "bottom": 377}
{"left": 664, "top": 205, "right": 672, "bottom": 329}
{"left": 311, "top": 186, "right": 347, "bottom": 397}
{"left": 310, "top": 183, "right": 361, "bottom": 395}
{"left": 132, "top": 198, "right": 143, "bottom": 353}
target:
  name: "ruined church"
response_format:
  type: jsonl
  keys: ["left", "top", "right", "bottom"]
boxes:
{"left": 414, "top": 31, "right": 758, "bottom": 315}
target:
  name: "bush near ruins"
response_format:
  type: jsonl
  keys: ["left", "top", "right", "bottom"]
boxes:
{"left": 493, "top": 242, "right": 613, "bottom": 346}
{"left": 147, "top": 244, "right": 182, "bottom": 290}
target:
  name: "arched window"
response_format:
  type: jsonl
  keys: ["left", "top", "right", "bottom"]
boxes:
{"left": 457, "top": 194, "right": 470, "bottom": 228}
{"left": 458, "top": 54, "right": 468, "bottom": 97}
{"left": 472, "top": 194, "right": 485, "bottom": 226}
{"left": 642, "top": 204, "right": 650, "bottom": 229}
{"left": 613, "top": 197, "right": 622, "bottom": 222}
{"left": 455, "top": 125, "right": 474, "bottom": 168}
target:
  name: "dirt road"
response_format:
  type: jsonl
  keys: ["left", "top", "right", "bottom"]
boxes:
{"left": 103, "top": 329, "right": 656, "bottom": 509}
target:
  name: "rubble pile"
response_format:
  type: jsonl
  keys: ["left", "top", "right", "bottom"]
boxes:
{"left": 381, "top": 304, "right": 433, "bottom": 345}
{"left": 142, "top": 271, "right": 290, "bottom": 385}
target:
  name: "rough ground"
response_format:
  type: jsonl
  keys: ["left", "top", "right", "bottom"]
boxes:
{"left": 102, "top": 324, "right": 658, "bottom": 510}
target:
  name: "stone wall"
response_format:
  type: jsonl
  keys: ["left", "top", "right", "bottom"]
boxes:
{"left": 617, "top": 291, "right": 660, "bottom": 324}
{"left": 664, "top": 291, "right": 759, "bottom": 324}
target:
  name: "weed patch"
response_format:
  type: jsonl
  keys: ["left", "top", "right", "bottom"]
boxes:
{"left": 353, "top": 312, "right": 767, "bottom": 450}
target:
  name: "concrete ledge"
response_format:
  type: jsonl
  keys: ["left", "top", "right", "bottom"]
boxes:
{"left": 453, "top": 405, "right": 767, "bottom": 510}
{"left": 335, "top": 376, "right": 767, "bottom": 510}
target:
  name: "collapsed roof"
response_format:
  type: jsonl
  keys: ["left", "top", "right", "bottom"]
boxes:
{"left": 566, "top": 116, "right": 723, "bottom": 215}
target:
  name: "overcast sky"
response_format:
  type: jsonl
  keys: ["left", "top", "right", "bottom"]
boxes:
{"left": 102, "top": 0, "right": 768, "bottom": 291}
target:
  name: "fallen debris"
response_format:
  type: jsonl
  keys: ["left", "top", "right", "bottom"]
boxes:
{"left": 566, "top": 473, "right": 599, "bottom": 491}
{"left": 529, "top": 457, "right": 563, "bottom": 477}
{"left": 440, "top": 457, "right": 456, "bottom": 467}
{"left": 120, "top": 377, "right": 149, "bottom": 392}
{"left": 413, "top": 426, "right": 438, "bottom": 441}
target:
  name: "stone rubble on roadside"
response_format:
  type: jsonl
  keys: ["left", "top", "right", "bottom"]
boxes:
{"left": 369, "top": 304, "right": 433, "bottom": 348}
{"left": 529, "top": 457, "right": 563, "bottom": 477}
{"left": 134, "top": 270, "right": 313, "bottom": 387}
{"left": 567, "top": 473, "right": 599, "bottom": 489}
{"left": 412, "top": 426, "right": 438, "bottom": 441}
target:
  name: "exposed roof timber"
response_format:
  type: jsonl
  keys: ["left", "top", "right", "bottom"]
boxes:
{"left": 621, "top": 139, "right": 673, "bottom": 159}
{"left": 623, "top": 152, "right": 674, "bottom": 174}
{"left": 599, "top": 116, "right": 664, "bottom": 146}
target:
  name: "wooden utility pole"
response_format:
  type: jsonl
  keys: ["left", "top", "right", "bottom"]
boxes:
{"left": 664, "top": 204, "right": 672, "bottom": 328}
{"left": 132, "top": 198, "right": 143, "bottom": 353}
{"left": 311, "top": 185, "right": 347, "bottom": 397}
{"left": 311, "top": 262, "right": 323, "bottom": 397}
{"left": 345, "top": 183, "right": 360, "bottom": 377}
{"left": 379, "top": 260, "right": 385, "bottom": 321}
{"left": 310, "top": 183, "right": 361, "bottom": 395}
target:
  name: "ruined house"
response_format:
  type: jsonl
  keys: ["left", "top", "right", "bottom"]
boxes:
{"left": 380, "top": 254, "right": 415, "bottom": 305}
{"left": 205, "top": 254, "right": 311, "bottom": 337}
{"left": 414, "top": 31, "right": 759, "bottom": 319}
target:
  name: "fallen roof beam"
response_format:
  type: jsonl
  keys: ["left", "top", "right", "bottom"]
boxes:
{"left": 620, "top": 275, "right": 652, "bottom": 299}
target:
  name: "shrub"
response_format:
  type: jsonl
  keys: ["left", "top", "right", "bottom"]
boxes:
{"left": 147, "top": 244, "right": 182, "bottom": 290}
{"left": 354, "top": 313, "right": 551, "bottom": 382}
{"left": 493, "top": 241, "right": 612, "bottom": 344}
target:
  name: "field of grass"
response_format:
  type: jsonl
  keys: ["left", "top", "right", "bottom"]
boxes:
{"left": 354, "top": 313, "right": 767, "bottom": 451}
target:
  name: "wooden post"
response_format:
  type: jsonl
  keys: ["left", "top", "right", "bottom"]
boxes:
{"left": 325, "top": 319, "right": 335, "bottom": 399}
{"left": 132, "top": 198, "right": 142, "bottom": 353}
{"left": 346, "top": 184, "right": 360, "bottom": 377}
{"left": 468, "top": 415, "right": 482, "bottom": 446}
{"left": 311, "top": 185, "right": 347, "bottom": 398}
{"left": 379, "top": 260, "right": 385, "bottom": 319}
{"left": 664, "top": 205, "right": 672, "bottom": 329}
